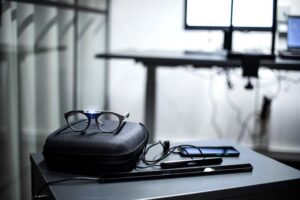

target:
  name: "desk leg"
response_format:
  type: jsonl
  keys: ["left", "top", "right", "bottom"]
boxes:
{"left": 145, "top": 65, "right": 156, "bottom": 143}
{"left": 31, "top": 158, "right": 54, "bottom": 200}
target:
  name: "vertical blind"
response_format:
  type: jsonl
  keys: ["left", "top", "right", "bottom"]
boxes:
{"left": 0, "top": 1, "right": 108, "bottom": 199}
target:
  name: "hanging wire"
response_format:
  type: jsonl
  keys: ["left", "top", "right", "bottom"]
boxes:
{"left": 33, "top": 177, "right": 101, "bottom": 200}
{"left": 184, "top": 67, "right": 225, "bottom": 138}
{"left": 208, "top": 70, "right": 224, "bottom": 138}
{"left": 236, "top": 110, "right": 258, "bottom": 143}
{"left": 225, "top": 78, "right": 243, "bottom": 128}
{"left": 269, "top": 72, "right": 282, "bottom": 100}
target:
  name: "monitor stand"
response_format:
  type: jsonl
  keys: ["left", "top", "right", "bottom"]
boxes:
{"left": 183, "top": 30, "right": 232, "bottom": 56}
{"left": 223, "top": 30, "right": 232, "bottom": 52}
{"left": 224, "top": 29, "right": 275, "bottom": 60}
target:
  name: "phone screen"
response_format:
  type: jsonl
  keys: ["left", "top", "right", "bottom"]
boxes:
{"left": 179, "top": 146, "right": 240, "bottom": 157}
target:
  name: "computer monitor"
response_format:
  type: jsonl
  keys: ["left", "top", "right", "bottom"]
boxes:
{"left": 185, "top": 0, "right": 275, "bottom": 30}
{"left": 287, "top": 16, "right": 300, "bottom": 50}
{"left": 184, "top": 0, "right": 277, "bottom": 52}
{"left": 185, "top": 0, "right": 232, "bottom": 30}
{"left": 232, "top": 0, "right": 274, "bottom": 31}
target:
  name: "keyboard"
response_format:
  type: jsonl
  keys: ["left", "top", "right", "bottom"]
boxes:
{"left": 184, "top": 50, "right": 227, "bottom": 56}
{"left": 278, "top": 50, "right": 300, "bottom": 60}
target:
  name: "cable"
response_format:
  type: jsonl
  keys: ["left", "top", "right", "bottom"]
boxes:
{"left": 184, "top": 67, "right": 211, "bottom": 81}
{"left": 136, "top": 143, "right": 203, "bottom": 169}
{"left": 33, "top": 177, "right": 101, "bottom": 200}
{"left": 34, "top": 143, "right": 204, "bottom": 199}
{"left": 252, "top": 68, "right": 277, "bottom": 88}
{"left": 137, "top": 123, "right": 204, "bottom": 168}
{"left": 33, "top": 122, "right": 150, "bottom": 199}
{"left": 236, "top": 111, "right": 258, "bottom": 143}
{"left": 265, "top": 73, "right": 300, "bottom": 100}
{"left": 258, "top": 71, "right": 297, "bottom": 101}
{"left": 225, "top": 68, "right": 234, "bottom": 89}
{"left": 269, "top": 73, "right": 282, "bottom": 100}
{"left": 208, "top": 71, "right": 224, "bottom": 138}
{"left": 281, "top": 76, "right": 300, "bottom": 84}
{"left": 33, "top": 123, "right": 205, "bottom": 198}
{"left": 184, "top": 67, "right": 224, "bottom": 138}
{"left": 223, "top": 69, "right": 246, "bottom": 140}
{"left": 225, "top": 84, "right": 243, "bottom": 128}
{"left": 238, "top": 77, "right": 262, "bottom": 143}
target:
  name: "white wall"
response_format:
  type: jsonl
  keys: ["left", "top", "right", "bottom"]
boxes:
{"left": 109, "top": 0, "right": 300, "bottom": 152}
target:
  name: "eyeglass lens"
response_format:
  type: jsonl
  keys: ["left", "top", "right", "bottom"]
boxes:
{"left": 67, "top": 112, "right": 89, "bottom": 131}
{"left": 97, "top": 113, "right": 120, "bottom": 132}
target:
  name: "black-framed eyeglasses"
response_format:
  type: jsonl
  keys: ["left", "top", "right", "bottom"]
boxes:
{"left": 64, "top": 110, "right": 130, "bottom": 133}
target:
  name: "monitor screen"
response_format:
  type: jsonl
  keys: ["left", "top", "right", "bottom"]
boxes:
{"left": 185, "top": 0, "right": 232, "bottom": 29}
{"left": 287, "top": 16, "right": 300, "bottom": 49}
{"left": 232, "top": 0, "right": 274, "bottom": 30}
{"left": 185, "top": 0, "right": 275, "bottom": 31}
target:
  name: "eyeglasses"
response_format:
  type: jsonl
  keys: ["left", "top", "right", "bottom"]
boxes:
{"left": 64, "top": 110, "right": 130, "bottom": 133}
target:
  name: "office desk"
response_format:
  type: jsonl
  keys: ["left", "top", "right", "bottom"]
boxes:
{"left": 31, "top": 140, "right": 300, "bottom": 200}
{"left": 95, "top": 50, "right": 300, "bottom": 140}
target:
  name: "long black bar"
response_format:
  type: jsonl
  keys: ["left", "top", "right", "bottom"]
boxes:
{"left": 99, "top": 163, "right": 253, "bottom": 183}
{"left": 160, "top": 157, "right": 223, "bottom": 169}
{"left": 6, "top": 0, "right": 108, "bottom": 14}
{"left": 103, "top": 0, "right": 110, "bottom": 111}
{"left": 73, "top": 0, "right": 78, "bottom": 110}
{"left": 271, "top": 0, "right": 278, "bottom": 55}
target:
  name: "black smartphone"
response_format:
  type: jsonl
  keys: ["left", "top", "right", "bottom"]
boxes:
{"left": 179, "top": 146, "right": 240, "bottom": 157}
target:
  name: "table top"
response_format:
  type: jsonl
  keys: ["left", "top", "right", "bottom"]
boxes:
{"left": 31, "top": 140, "right": 300, "bottom": 200}
{"left": 95, "top": 50, "right": 300, "bottom": 70}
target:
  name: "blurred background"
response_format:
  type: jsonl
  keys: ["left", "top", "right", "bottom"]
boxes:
{"left": 1, "top": 0, "right": 300, "bottom": 199}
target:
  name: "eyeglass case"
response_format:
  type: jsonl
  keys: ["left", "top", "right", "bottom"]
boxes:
{"left": 43, "top": 120, "right": 148, "bottom": 174}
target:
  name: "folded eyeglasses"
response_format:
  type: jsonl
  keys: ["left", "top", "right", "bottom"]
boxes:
{"left": 64, "top": 110, "right": 130, "bottom": 133}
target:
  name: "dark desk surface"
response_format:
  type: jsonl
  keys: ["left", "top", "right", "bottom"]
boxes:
{"left": 31, "top": 140, "right": 300, "bottom": 200}
{"left": 96, "top": 50, "right": 300, "bottom": 70}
